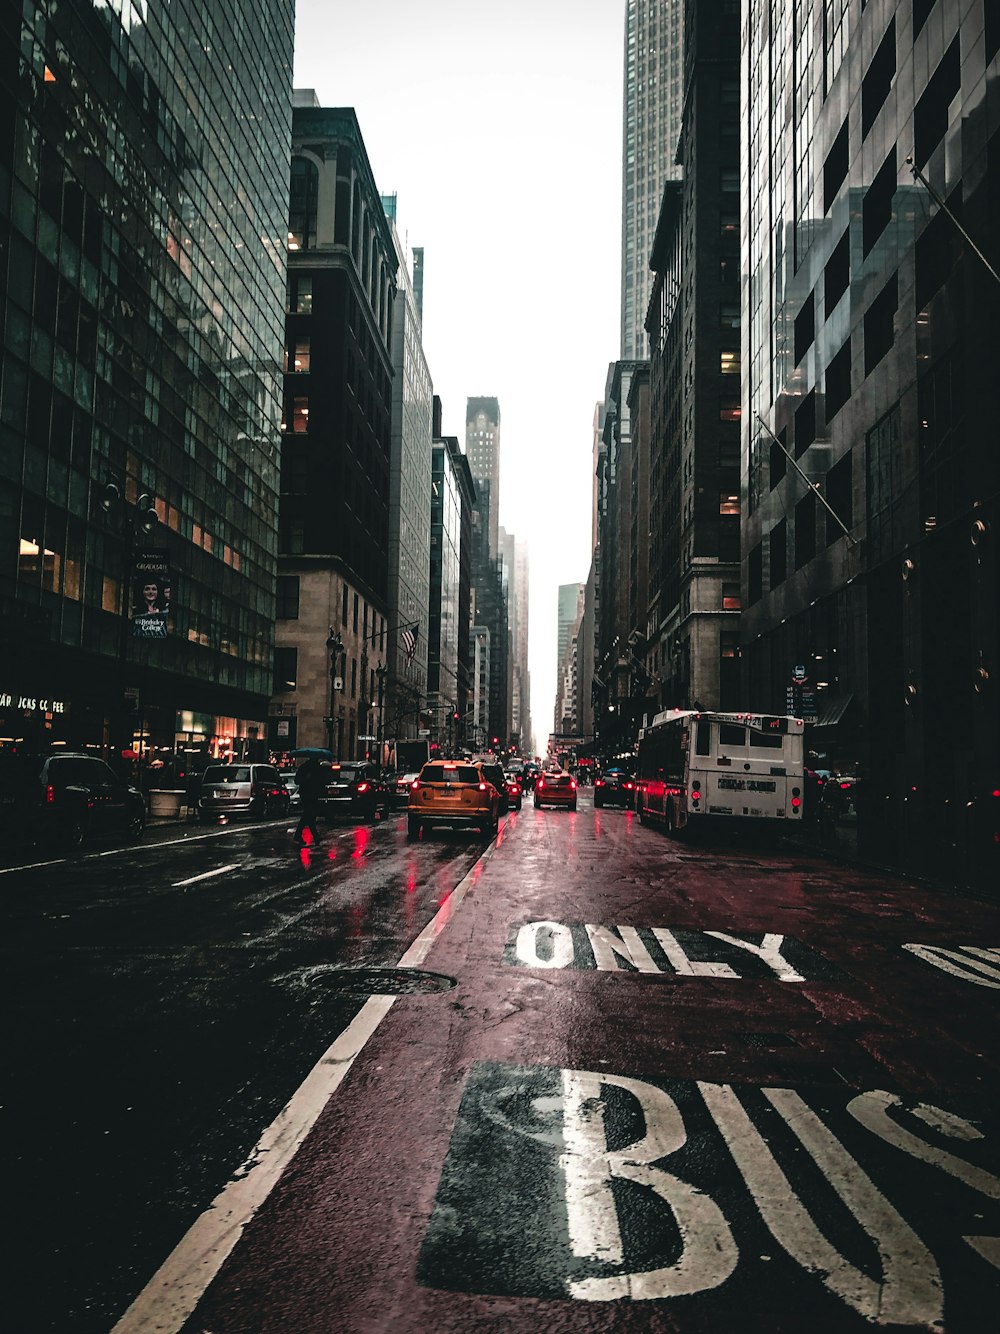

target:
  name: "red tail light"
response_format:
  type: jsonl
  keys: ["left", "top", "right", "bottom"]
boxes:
{"left": 537, "top": 779, "right": 545, "bottom": 789}
{"left": 46, "top": 784, "right": 55, "bottom": 804}
{"left": 570, "top": 780, "right": 577, "bottom": 790}
{"left": 791, "top": 796, "right": 802, "bottom": 808}
{"left": 478, "top": 782, "right": 488, "bottom": 791}
{"left": 840, "top": 782, "right": 851, "bottom": 790}
{"left": 595, "top": 779, "right": 604, "bottom": 787}
{"left": 410, "top": 780, "right": 421, "bottom": 790}
{"left": 356, "top": 782, "right": 370, "bottom": 793}
{"left": 623, "top": 781, "right": 633, "bottom": 790}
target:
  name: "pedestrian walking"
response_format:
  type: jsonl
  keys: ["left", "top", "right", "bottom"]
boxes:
{"left": 294, "top": 756, "right": 326, "bottom": 845}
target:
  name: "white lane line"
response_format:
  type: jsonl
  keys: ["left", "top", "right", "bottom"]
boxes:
{"left": 172, "top": 864, "right": 238, "bottom": 888}
{"left": 109, "top": 835, "right": 499, "bottom": 1334}
{"left": 0, "top": 821, "right": 290, "bottom": 876}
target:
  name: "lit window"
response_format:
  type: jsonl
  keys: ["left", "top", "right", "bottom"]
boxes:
{"left": 292, "top": 398, "right": 309, "bottom": 432}
{"left": 719, "top": 406, "right": 741, "bottom": 423}
{"left": 719, "top": 493, "right": 740, "bottom": 516}
{"left": 720, "top": 351, "right": 740, "bottom": 375}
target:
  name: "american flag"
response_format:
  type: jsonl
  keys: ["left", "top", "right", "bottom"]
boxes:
{"left": 401, "top": 624, "right": 418, "bottom": 662}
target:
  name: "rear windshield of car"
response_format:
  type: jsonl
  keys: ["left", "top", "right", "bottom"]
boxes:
{"left": 419, "top": 765, "right": 482, "bottom": 785}
{"left": 203, "top": 766, "right": 251, "bottom": 783}
{"left": 328, "top": 765, "right": 364, "bottom": 780}
{"left": 549, "top": 774, "right": 573, "bottom": 786}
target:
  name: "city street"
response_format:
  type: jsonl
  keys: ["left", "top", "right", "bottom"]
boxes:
{"left": 4, "top": 797, "right": 999, "bottom": 1332}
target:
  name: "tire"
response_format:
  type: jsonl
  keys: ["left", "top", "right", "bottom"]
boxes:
{"left": 66, "top": 815, "right": 87, "bottom": 852}
{"left": 407, "top": 816, "right": 422, "bottom": 838}
{"left": 127, "top": 810, "right": 145, "bottom": 841}
{"left": 570, "top": 802, "right": 577, "bottom": 812}
{"left": 594, "top": 797, "right": 603, "bottom": 809}
{"left": 533, "top": 798, "right": 541, "bottom": 809}
{"left": 514, "top": 798, "right": 522, "bottom": 811}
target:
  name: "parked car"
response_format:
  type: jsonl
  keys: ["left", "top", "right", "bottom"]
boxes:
{"left": 279, "top": 771, "right": 300, "bottom": 808}
{"left": 198, "top": 763, "right": 291, "bottom": 822}
{"left": 318, "top": 762, "right": 389, "bottom": 821}
{"left": 391, "top": 770, "right": 422, "bottom": 807}
{"left": 407, "top": 760, "right": 499, "bottom": 838}
{"left": 534, "top": 771, "right": 578, "bottom": 811}
{"left": 593, "top": 767, "right": 636, "bottom": 809}
{"left": 0, "top": 750, "right": 145, "bottom": 852}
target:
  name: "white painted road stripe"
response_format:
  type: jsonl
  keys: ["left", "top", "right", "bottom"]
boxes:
{"left": 109, "top": 835, "right": 499, "bottom": 1333}
{"left": 0, "top": 819, "right": 292, "bottom": 876}
{"left": 172, "top": 864, "right": 238, "bottom": 888}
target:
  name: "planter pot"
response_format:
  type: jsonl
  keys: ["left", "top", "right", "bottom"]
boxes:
{"left": 149, "top": 790, "right": 185, "bottom": 818}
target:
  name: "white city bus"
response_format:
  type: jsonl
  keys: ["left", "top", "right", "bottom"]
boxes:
{"left": 635, "top": 709, "right": 805, "bottom": 835}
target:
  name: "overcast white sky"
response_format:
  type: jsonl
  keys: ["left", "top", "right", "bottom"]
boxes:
{"left": 293, "top": 1, "right": 623, "bottom": 755}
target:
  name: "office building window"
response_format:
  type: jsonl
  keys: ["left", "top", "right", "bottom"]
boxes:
{"left": 863, "top": 149, "right": 896, "bottom": 256}
{"left": 864, "top": 274, "right": 898, "bottom": 375}
{"left": 825, "top": 450, "right": 853, "bottom": 546}
{"left": 795, "top": 389, "right": 816, "bottom": 457}
{"left": 273, "top": 647, "right": 297, "bottom": 693}
{"left": 794, "top": 292, "right": 815, "bottom": 365}
{"left": 795, "top": 495, "right": 817, "bottom": 569}
{"left": 288, "top": 157, "right": 319, "bottom": 250}
{"left": 770, "top": 519, "right": 788, "bottom": 588}
{"left": 914, "top": 38, "right": 960, "bottom": 168}
{"left": 825, "top": 229, "right": 850, "bottom": 313}
{"left": 823, "top": 119, "right": 849, "bottom": 212}
{"left": 276, "top": 576, "right": 300, "bottom": 620}
{"left": 825, "top": 338, "right": 852, "bottom": 420}
{"left": 861, "top": 19, "right": 895, "bottom": 138}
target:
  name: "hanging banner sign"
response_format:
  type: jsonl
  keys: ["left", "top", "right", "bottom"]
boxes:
{"left": 132, "top": 549, "right": 171, "bottom": 639}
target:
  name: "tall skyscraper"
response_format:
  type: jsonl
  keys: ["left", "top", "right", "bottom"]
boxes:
{"left": 1, "top": 0, "right": 293, "bottom": 766}
{"left": 273, "top": 102, "right": 397, "bottom": 761}
{"left": 620, "top": 0, "right": 685, "bottom": 360}
{"left": 740, "top": 2, "right": 999, "bottom": 888}
{"left": 499, "top": 527, "right": 531, "bottom": 754}
{"left": 465, "top": 397, "right": 501, "bottom": 559}
{"left": 383, "top": 197, "right": 433, "bottom": 742}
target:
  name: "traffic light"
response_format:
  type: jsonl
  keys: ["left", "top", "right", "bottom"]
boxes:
{"left": 453, "top": 711, "right": 460, "bottom": 721}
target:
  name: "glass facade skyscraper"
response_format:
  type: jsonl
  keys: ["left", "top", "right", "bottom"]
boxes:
{"left": 1, "top": 0, "right": 293, "bottom": 766}
{"left": 620, "top": 0, "right": 685, "bottom": 360}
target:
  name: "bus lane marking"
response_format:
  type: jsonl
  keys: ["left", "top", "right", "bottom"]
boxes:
{"left": 505, "top": 921, "right": 846, "bottom": 982}
{"left": 417, "top": 1061, "right": 1000, "bottom": 1326}
{"left": 902, "top": 944, "right": 1000, "bottom": 989}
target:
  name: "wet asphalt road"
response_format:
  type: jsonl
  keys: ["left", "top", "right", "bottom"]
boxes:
{"left": 3, "top": 807, "right": 485, "bottom": 1333}
{"left": 4, "top": 797, "right": 1000, "bottom": 1333}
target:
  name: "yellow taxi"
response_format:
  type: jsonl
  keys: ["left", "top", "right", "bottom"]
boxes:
{"left": 407, "top": 760, "right": 500, "bottom": 839}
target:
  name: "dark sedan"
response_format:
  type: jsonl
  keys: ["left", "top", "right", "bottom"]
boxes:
{"left": 593, "top": 768, "right": 636, "bottom": 809}
{"left": 318, "top": 762, "right": 390, "bottom": 821}
{"left": 0, "top": 750, "right": 145, "bottom": 852}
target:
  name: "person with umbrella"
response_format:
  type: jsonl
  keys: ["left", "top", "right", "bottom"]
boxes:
{"left": 294, "top": 755, "right": 327, "bottom": 845}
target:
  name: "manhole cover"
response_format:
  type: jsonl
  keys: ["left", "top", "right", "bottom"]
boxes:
{"left": 302, "top": 966, "right": 457, "bottom": 996}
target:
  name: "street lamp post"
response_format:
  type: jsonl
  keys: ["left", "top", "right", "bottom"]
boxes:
{"left": 99, "top": 478, "right": 159, "bottom": 768}
{"left": 375, "top": 662, "right": 387, "bottom": 774}
{"left": 326, "top": 627, "right": 343, "bottom": 756}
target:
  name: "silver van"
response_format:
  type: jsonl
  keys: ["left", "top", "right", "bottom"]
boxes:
{"left": 197, "top": 763, "right": 290, "bottom": 822}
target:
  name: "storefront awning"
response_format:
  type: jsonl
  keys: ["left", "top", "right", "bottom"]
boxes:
{"left": 811, "top": 693, "right": 855, "bottom": 727}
